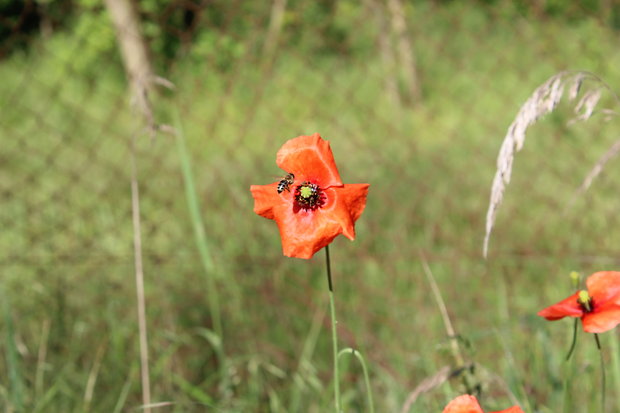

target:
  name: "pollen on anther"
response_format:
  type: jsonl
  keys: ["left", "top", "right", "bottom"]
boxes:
{"left": 294, "top": 182, "right": 325, "bottom": 211}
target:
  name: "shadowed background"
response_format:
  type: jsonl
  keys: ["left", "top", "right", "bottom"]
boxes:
{"left": 2, "top": 1, "right": 620, "bottom": 411}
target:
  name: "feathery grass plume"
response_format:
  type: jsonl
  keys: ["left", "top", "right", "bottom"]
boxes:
{"left": 483, "top": 71, "right": 616, "bottom": 257}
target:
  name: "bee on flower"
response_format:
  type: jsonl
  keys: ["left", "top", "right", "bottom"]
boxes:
{"left": 276, "top": 172, "right": 295, "bottom": 194}
{"left": 250, "top": 133, "right": 369, "bottom": 259}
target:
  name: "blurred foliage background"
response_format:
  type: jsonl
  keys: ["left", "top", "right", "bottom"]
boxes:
{"left": 3, "top": 0, "right": 620, "bottom": 412}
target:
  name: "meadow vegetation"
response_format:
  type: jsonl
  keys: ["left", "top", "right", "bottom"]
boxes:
{"left": 2, "top": 1, "right": 620, "bottom": 411}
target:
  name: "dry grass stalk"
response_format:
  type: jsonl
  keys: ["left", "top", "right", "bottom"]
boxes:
{"left": 399, "top": 366, "right": 451, "bottom": 413}
{"left": 419, "top": 253, "right": 479, "bottom": 396}
{"left": 83, "top": 343, "right": 107, "bottom": 413}
{"left": 129, "top": 133, "right": 152, "bottom": 413}
{"left": 482, "top": 71, "right": 613, "bottom": 257}
{"left": 419, "top": 255, "right": 464, "bottom": 366}
{"left": 34, "top": 319, "right": 51, "bottom": 400}
{"left": 567, "top": 138, "right": 620, "bottom": 209}
{"left": 128, "top": 76, "right": 175, "bottom": 413}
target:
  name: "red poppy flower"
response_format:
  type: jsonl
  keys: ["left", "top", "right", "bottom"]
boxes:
{"left": 250, "top": 133, "right": 369, "bottom": 259}
{"left": 443, "top": 395, "right": 524, "bottom": 413}
{"left": 538, "top": 271, "right": 620, "bottom": 333}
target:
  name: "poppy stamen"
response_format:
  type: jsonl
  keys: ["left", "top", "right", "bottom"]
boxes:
{"left": 294, "top": 182, "right": 326, "bottom": 211}
{"left": 578, "top": 290, "right": 593, "bottom": 313}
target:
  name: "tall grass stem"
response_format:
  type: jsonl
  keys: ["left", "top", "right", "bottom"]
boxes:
{"left": 289, "top": 302, "right": 326, "bottom": 411}
{"left": 111, "top": 371, "right": 133, "bottom": 413}
{"left": 1, "top": 284, "right": 23, "bottom": 411}
{"left": 35, "top": 319, "right": 51, "bottom": 399}
{"left": 610, "top": 331, "right": 620, "bottom": 412}
{"left": 174, "top": 112, "right": 223, "bottom": 339}
{"left": 325, "top": 245, "right": 341, "bottom": 412}
{"left": 420, "top": 255, "right": 477, "bottom": 393}
{"left": 130, "top": 134, "right": 152, "bottom": 413}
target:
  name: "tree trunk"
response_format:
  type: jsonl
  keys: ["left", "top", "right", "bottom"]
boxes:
{"left": 103, "top": 5, "right": 154, "bottom": 411}
{"left": 387, "top": 0, "right": 420, "bottom": 104}
{"left": 262, "top": 0, "right": 288, "bottom": 72}
{"left": 104, "top": 0, "right": 154, "bottom": 110}
{"left": 367, "top": 0, "right": 400, "bottom": 105}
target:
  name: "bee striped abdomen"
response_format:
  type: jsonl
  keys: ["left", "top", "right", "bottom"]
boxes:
{"left": 277, "top": 173, "right": 295, "bottom": 193}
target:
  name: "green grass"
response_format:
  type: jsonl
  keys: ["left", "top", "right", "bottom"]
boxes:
{"left": 2, "top": 2, "right": 620, "bottom": 412}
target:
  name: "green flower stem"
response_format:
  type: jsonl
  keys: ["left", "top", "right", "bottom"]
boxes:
{"left": 565, "top": 318, "right": 578, "bottom": 361}
{"left": 325, "top": 245, "right": 341, "bottom": 412}
{"left": 338, "top": 348, "right": 375, "bottom": 413}
{"left": 594, "top": 333, "right": 606, "bottom": 412}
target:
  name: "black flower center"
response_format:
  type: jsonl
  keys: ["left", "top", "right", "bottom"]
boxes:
{"left": 294, "top": 182, "right": 326, "bottom": 211}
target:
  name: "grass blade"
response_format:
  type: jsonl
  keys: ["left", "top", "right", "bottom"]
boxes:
{"left": 174, "top": 111, "right": 223, "bottom": 339}
{"left": 1, "top": 283, "right": 24, "bottom": 411}
{"left": 338, "top": 348, "right": 375, "bottom": 413}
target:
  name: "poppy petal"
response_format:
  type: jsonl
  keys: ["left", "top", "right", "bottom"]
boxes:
{"left": 276, "top": 133, "right": 343, "bottom": 188}
{"left": 321, "top": 184, "right": 370, "bottom": 240}
{"left": 493, "top": 407, "right": 525, "bottom": 413}
{"left": 250, "top": 183, "right": 281, "bottom": 220}
{"left": 252, "top": 134, "right": 369, "bottom": 259}
{"left": 586, "top": 271, "right": 620, "bottom": 306}
{"left": 274, "top": 204, "right": 345, "bottom": 259}
{"left": 538, "top": 292, "right": 583, "bottom": 320}
{"left": 582, "top": 302, "right": 620, "bottom": 333}
{"left": 251, "top": 180, "right": 369, "bottom": 259}
{"left": 442, "top": 395, "right": 524, "bottom": 413}
{"left": 442, "top": 395, "right": 484, "bottom": 413}
{"left": 340, "top": 184, "right": 371, "bottom": 224}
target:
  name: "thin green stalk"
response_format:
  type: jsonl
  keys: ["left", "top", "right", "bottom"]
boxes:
{"left": 561, "top": 345, "right": 576, "bottom": 413}
{"left": 174, "top": 112, "right": 223, "bottom": 339}
{"left": 338, "top": 348, "right": 375, "bottom": 413}
{"left": 111, "top": 370, "right": 133, "bottom": 413}
{"left": 565, "top": 318, "right": 579, "bottom": 361}
{"left": 325, "top": 245, "right": 341, "bottom": 412}
{"left": 609, "top": 330, "right": 620, "bottom": 411}
{"left": 2, "top": 284, "right": 23, "bottom": 412}
{"left": 594, "top": 333, "right": 606, "bottom": 412}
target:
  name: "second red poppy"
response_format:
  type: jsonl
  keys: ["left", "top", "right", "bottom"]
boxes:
{"left": 538, "top": 271, "right": 620, "bottom": 333}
